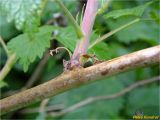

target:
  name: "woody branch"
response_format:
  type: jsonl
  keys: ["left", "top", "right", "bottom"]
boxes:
{"left": 0, "top": 45, "right": 159, "bottom": 115}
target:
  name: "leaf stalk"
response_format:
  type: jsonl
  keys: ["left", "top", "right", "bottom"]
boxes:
{"left": 54, "top": 0, "right": 84, "bottom": 38}
{"left": 89, "top": 18, "right": 140, "bottom": 48}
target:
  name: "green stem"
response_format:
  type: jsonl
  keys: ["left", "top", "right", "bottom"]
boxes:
{"left": 0, "top": 36, "right": 9, "bottom": 57}
{"left": 89, "top": 18, "right": 140, "bottom": 48}
{"left": 97, "top": 0, "right": 111, "bottom": 15}
{"left": 0, "top": 54, "right": 16, "bottom": 81}
{"left": 54, "top": 0, "right": 84, "bottom": 38}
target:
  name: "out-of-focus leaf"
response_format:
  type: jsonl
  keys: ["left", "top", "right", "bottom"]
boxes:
{"left": 149, "top": 0, "right": 160, "bottom": 25}
{"left": 56, "top": 26, "right": 77, "bottom": 52}
{"left": 108, "top": 42, "right": 129, "bottom": 57}
{"left": 51, "top": 0, "right": 78, "bottom": 13}
{"left": 0, "top": 80, "right": 8, "bottom": 88}
{"left": 117, "top": 71, "right": 136, "bottom": 86}
{"left": 7, "top": 25, "right": 55, "bottom": 72}
{"left": 0, "top": 15, "right": 19, "bottom": 40}
{"left": 89, "top": 42, "right": 110, "bottom": 60}
{"left": 42, "top": 61, "right": 63, "bottom": 81}
{"left": 135, "top": 67, "right": 155, "bottom": 80}
{"left": 105, "top": 1, "right": 152, "bottom": 19}
{"left": 150, "top": 10, "right": 160, "bottom": 25}
{"left": 89, "top": 32, "right": 111, "bottom": 60}
{"left": 0, "top": 0, "right": 46, "bottom": 34}
{"left": 126, "top": 86, "right": 159, "bottom": 116}
{"left": 36, "top": 112, "right": 46, "bottom": 120}
{"left": 110, "top": 0, "right": 137, "bottom": 10}
{"left": 105, "top": 17, "right": 159, "bottom": 44}
{"left": 49, "top": 77, "right": 124, "bottom": 119}
{"left": 88, "top": 30, "right": 110, "bottom": 60}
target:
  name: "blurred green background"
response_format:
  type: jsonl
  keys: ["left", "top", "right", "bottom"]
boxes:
{"left": 0, "top": 0, "right": 159, "bottom": 119}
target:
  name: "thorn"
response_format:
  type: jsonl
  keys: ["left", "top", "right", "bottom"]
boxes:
{"left": 49, "top": 47, "right": 72, "bottom": 58}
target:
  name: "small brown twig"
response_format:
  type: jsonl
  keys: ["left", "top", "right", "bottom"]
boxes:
{"left": 20, "top": 104, "right": 64, "bottom": 114}
{"left": 50, "top": 47, "right": 72, "bottom": 58}
{"left": 39, "top": 99, "right": 50, "bottom": 113}
{"left": 49, "top": 76, "right": 160, "bottom": 117}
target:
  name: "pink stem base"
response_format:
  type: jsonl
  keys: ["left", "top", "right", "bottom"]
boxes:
{"left": 64, "top": 0, "right": 98, "bottom": 70}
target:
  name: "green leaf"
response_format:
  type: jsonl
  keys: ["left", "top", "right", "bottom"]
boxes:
{"left": 89, "top": 42, "right": 110, "bottom": 60}
{"left": 126, "top": 86, "right": 159, "bottom": 116}
{"left": 149, "top": 0, "right": 160, "bottom": 25}
{"left": 89, "top": 32, "right": 111, "bottom": 60}
{"left": 0, "top": 80, "right": 8, "bottom": 88}
{"left": 105, "top": 1, "right": 152, "bottom": 19}
{"left": 0, "top": 0, "right": 45, "bottom": 33}
{"left": 7, "top": 25, "right": 55, "bottom": 72}
{"left": 56, "top": 26, "right": 78, "bottom": 52}
{"left": 105, "top": 16, "right": 159, "bottom": 44}
{"left": 42, "top": 61, "right": 63, "bottom": 82}
{"left": 107, "top": 42, "right": 129, "bottom": 57}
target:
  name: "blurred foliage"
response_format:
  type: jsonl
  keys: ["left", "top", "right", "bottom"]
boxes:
{"left": 0, "top": 80, "right": 8, "bottom": 88}
{"left": 127, "top": 86, "right": 159, "bottom": 116}
{"left": 0, "top": 0, "right": 159, "bottom": 119}
{"left": 56, "top": 26, "right": 77, "bottom": 51}
{"left": 105, "top": 1, "right": 152, "bottom": 19}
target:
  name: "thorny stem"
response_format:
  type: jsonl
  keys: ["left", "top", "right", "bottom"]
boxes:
{"left": 68, "top": 0, "right": 99, "bottom": 70}
{"left": 89, "top": 18, "right": 140, "bottom": 48}
{"left": 78, "top": 0, "right": 98, "bottom": 54}
{"left": 54, "top": 0, "right": 84, "bottom": 38}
